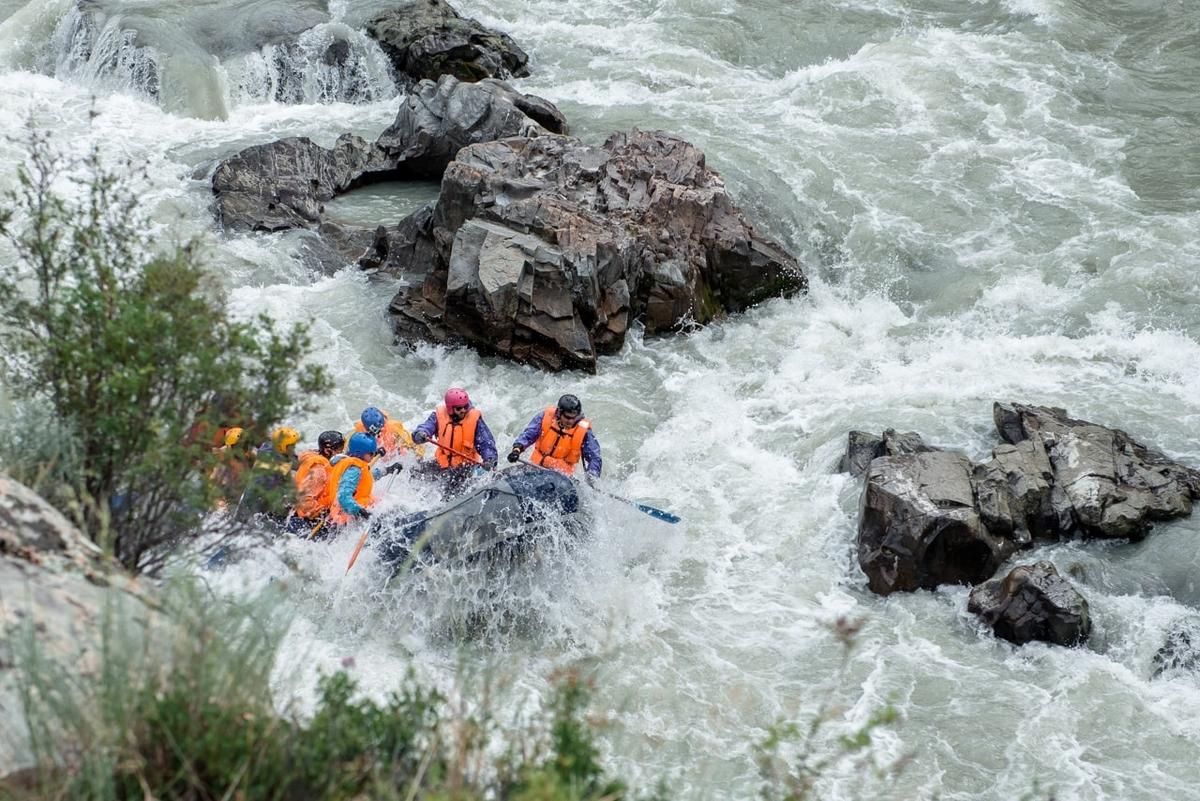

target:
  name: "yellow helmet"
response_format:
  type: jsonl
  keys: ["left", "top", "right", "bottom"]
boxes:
{"left": 271, "top": 426, "right": 301, "bottom": 454}
{"left": 224, "top": 427, "right": 244, "bottom": 448}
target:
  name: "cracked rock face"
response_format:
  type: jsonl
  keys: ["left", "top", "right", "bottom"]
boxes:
{"left": 377, "top": 129, "right": 805, "bottom": 371}
{"left": 854, "top": 403, "right": 1200, "bottom": 596}
{"left": 968, "top": 561, "right": 1091, "bottom": 646}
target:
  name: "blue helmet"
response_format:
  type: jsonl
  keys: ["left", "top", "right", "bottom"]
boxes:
{"left": 360, "top": 406, "right": 386, "bottom": 435}
{"left": 348, "top": 432, "right": 377, "bottom": 458}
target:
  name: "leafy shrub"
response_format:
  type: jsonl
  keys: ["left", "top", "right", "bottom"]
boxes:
{"left": 0, "top": 130, "right": 329, "bottom": 572}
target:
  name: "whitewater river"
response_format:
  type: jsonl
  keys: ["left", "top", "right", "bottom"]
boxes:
{"left": 3, "top": 0, "right": 1200, "bottom": 798}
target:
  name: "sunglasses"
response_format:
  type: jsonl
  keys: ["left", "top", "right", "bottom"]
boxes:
{"left": 450, "top": 404, "right": 469, "bottom": 413}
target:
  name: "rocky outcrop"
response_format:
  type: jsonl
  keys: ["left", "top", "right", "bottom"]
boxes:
{"left": 838, "top": 429, "right": 936, "bottom": 477}
{"left": 377, "top": 129, "right": 805, "bottom": 372}
{"left": 366, "top": 0, "right": 530, "bottom": 85}
{"left": 0, "top": 476, "right": 157, "bottom": 777}
{"left": 968, "top": 561, "right": 1091, "bottom": 646}
{"left": 857, "top": 451, "right": 1019, "bottom": 595}
{"left": 212, "top": 76, "right": 563, "bottom": 232}
{"left": 994, "top": 402, "right": 1200, "bottom": 540}
{"left": 855, "top": 403, "right": 1200, "bottom": 596}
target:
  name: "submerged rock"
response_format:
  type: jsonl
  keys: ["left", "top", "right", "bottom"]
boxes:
{"left": 968, "top": 561, "right": 1091, "bottom": 646}
{"left": 366, "top": 0, "right": 530, "bottom": 85}
{"left": 1153, "top": 617, "right": 1200, "bottom": 678}
{"left": 379, "top": 129, "right": 804, "bottom": 371}
{"left": 211, "top": 76, "right": 560, "bottom": 232}
{"left": 857, "top": 451, "right": 1018, "bottom": 594}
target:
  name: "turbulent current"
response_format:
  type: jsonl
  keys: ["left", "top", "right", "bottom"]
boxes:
{"left": 3, "top": 0, "right": 1200, "bottom": 798}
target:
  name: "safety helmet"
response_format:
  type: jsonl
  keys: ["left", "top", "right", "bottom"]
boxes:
{"left": 271, "top": 426, "right": 301, "bottom": 454}
{"left": 360, "top": 406, "right": 386, "bottom": 435}
{"left": 444, "top": 387, "right": 470, "bottom": 408}
{"left": 556, "top": 394, "right": 582, "bottom": 416}
{"left": 317, "top": 430, "right": 345, "bottom": 453}
{"left": 347, "top": 432, "right": 377, "bottom": 459}
{"left": 224, "top": 427, "right": 244, "bottom": 448}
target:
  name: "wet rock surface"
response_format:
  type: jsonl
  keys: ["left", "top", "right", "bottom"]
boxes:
{"left": 212, "top": 76, "right": 560, "bottom": 232}
{"left": 854, "top": 403, "right": 1200, "bottom": 597}
{"left": 857, "top": 451, "right": 1018, "bottom": 594}
{"left": 838, "top": 428, "right": 937, "bottom": 477}
{"left": 377, "top": 129, "right": 805, "bottom": 372}
{"left": 366, "top": 0, "right": 530, "bottom": 85}
{"left": 968, "top": 561, "right": 1091, "bottom": 646}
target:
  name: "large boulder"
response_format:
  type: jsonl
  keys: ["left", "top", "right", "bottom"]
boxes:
{"left": 857, "top": 451, "right": 1019, "bottom": 595}
{"left": 211, "top": 76, "right": 562, "bottom": 232}
{"left": 970, "top": 437, "right": 1060, "bottom": 545}
{"left": 378, "top": 129, "right": 805, "bottom": 372}
{"left": 968, "top": 561, "right": 1091, "bottom": 646}
{"left": 994, "top": 402, "right": 1200, "bottom": 540}
{"left": 366, "top": 0, "right": 530, "bottom": 84}
{"left": 0, "top": 475, "right": 157, "bottom": 778}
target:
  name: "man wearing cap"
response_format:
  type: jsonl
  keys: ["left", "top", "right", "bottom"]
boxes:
{"left": 507, "top": 394, "right": 601, "bottom": 480}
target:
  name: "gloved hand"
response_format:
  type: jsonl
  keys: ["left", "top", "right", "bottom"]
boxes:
{"left": 375, "top": 447, "right": 387, "bottom": 458}
{"left": 585, "top": 473, "right": 599, "bottom": 488}
{"left": 412, "top": 430, "right": 428, "bottom": 445}
{"left": 482, "top": 459, "right": 497, "bottom": 471}
{"left": 385, "top": 462, "right": 404, "bottom": 475}
{"left": 507, "top": 446, "right": 523, "bottom": 463}
{"left": 358, "top": 509, "right": 372, "bottom": 520}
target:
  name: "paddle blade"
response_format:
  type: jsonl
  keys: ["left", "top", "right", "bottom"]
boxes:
{"left": 344, "top": 529, "right": 369, "bottom": 574}
{"left": 636, "top": 503, "right": 681, "bottom": 524}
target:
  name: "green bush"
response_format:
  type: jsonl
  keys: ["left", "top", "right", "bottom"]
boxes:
{"left": 0, "top": 130, "right": 329, "bottom": 572}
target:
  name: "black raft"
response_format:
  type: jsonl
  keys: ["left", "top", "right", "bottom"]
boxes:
{"left": 372, "top": 464, "right": 581, "bottom": 577}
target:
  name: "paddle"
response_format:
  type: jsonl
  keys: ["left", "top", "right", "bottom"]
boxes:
{"left": 514, "top": 455, "right": 681, "bottom": 524}
{"left": 343, "top": 462, "right": 402, "bottom": 574}
{"left": 427, "top": 438, "right": 484, "bottom": 466}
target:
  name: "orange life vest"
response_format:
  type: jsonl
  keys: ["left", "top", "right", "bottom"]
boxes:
{"left": 328, "top": 456, "right": 374, "bottom": 525}
{"left": 434, "top": 404, "right": 481, "bottom": 468}
{"left": 531, "top": 407, "right": 590, "bottom": 476}
{"left": 352, "top": 417, "right": 415, "bottom": 457}
{"left": 292, "top": 450, "right": 333, "bottom": 519}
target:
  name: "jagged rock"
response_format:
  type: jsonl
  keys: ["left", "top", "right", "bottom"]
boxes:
{"left": 970, "top": 437, "right": 1059, "bottom": 545}
{"left": 1153, "top": 617, "right": 1200, "bottom": 678}
{"left": 366, "top": 0, "right": 530, "bottom": 84}
{"left": 211, "top": 76, "right": 562, "bottom": 232}
{"left": 993, "top": 402, "right": 1200, "bottom": 540}
{"left": 857, "top": 451, "right": 1019, "bottom": 595}
{"left": 968, "top": 561, "right": 1091, "bottom": 646}
{"left": 378, "top": 129, "right": 804, "bottom": 372}
{"left": 838, "top": 429, "right": 935, "bottom": 477}
{"left": 375, "top": 76, "right": 567, "bottom": 179}
{"left": 0, "top": 475, "right": 157, "bottom": 777}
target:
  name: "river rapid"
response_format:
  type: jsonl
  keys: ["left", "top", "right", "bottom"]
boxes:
{"left": 2, "top": 0, "right": 1200, "bottom": 798}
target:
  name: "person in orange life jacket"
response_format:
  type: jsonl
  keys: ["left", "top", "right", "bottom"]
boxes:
{"left": 352, "top": 406, "right": 422, "bottom": 460}
{"left": 328, "top": 432, "right": 383, "bottom": 526}
{"left": 411, "top": 387, "right": 498, "bottom": 497}
{"left": 284, "top": 430, "right": 345, "bottom": 536}
{"left": 507, "top": 394, "right": 601, "bottom": 480}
